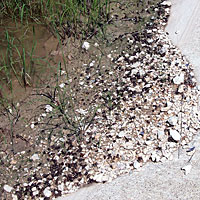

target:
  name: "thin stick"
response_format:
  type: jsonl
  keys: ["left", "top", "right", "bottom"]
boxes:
{"left": 178, "top": 93, "right": 184, "bottom": 159}
{"left": 187, "top": 151, "right": 196, "bottom": 163}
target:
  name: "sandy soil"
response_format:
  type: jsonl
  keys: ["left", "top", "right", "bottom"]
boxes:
{"left": 57, "top": 0, "right": 200, "bottom": 199}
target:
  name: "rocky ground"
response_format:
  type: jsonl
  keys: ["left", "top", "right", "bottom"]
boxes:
{"left": 1, "top": 0, "right": 200, "bottom": 199}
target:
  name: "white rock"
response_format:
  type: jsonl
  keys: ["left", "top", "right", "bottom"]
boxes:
{"left": 53, "top": 155, "right": 59, "bottom": 161}
{"left": 190, "top": 71, "right": 195, "bottom": 77}
{"left": 160, "top": 47, "right": 167, "bottom": 54}
{"left": 169, "top": 142, "right": 176, "bottom": 148}
{"left": 178, "top": 84, "right": 186, "bottom": 93}
{"left": 82, "top": 41, "right": 90, "bottom": 50}
{"left": 145, "top": 140, "right": 153, "bottom": 145}
{"left": 153, "top": 28, "right": 158, "bottom": 32}
{"left": 151, "top": 153, "right": 156, "bottom": 162}
{"left": 125, "top": 53, "right": 129, "bottom": 58}
{"left": 32, "top": 187, "right": 37, "bottom": 192}
{"left": 58, "top": 183, "right": 65, "bottom": 191}
{"left": 151, "top": 152, "right": 161, "bottom": 162}
{"left": 12, "top": 194, "right": 18, "bottom": 200}
{"left": 94, "top": 42, "right": 99, "bottom": 47}
{"left": 167, "top": 101, "right": 173, "bottom": 108}
{"left": 173, "top": 73, "right": 184, "bottom": 84}
{"left": 89, "top": 61, "right": 95, "bottom": 67}
{"left": 129, "top": 56, "right": 135, "bottom": 61}
{"left": 118, "top": 56, "right": 124, "bottom": 62}
{"left": 107, "top": 54, "right": 112, "bottom": 59}
{"left": 161, "top": 101, "right": 173, "bottom": 111}
{"left": 77, "top": 108, "right": 87, "bottom": 115}
{"left": 168, "top": 116, "right": 178, "bottom": 126}
{"left": 61, "top": 70, "right": 66, "bottom": 75}
{"left": 129, "top": 39, "right": 134, "bottom": 44}
{"left": 124, "top": 142, "right": 133, "bottom": 150}
{"left": 43, "top": 188, "right": 52, "bottom": 197}
{"left": 141, "top": 154, "right": 149, "bottom": 163}
{"left": 161, "top": 1, "right": 172, "bottom": 7}
{"left": 131, "top": 62, "right": 140, "bottom": 68}
{"left": 31, "top": 154, "right": 40, "bottom": 161}
{"left": 139, "top": 69, "right": 145, "bottom": 76}
{"left": 147, "top": 29, "right": 152, "bottom": 33}
{"left": 157, "top": 130, "right": 165, "bottom": 140}
{"left": 133, "top": 161, "right": 141, "bottom": 169}
{"left": 4, "top": 185, "right": 13, "bottom": 193}
{"left": 169, "top": 129, "right": 181, "bottom": 141}
{"left": 186, "top": 147, "right": 196, "bottom": 156}
{"left": 102, "top": 175, "right": 109, "bottom": 182}
{"left": 45, "top": 105, "right": 53, "bottom": 112}
{"left": 117, "top": 162, "right": 126, "bottom": 170}
{"left": 131, "top": 69, "right": 138, "bottom": 75}
{"left": 79, "top": 81, "right": 84, "bottom": 85}
{"left": 117, "top": 131, "right": 126, "bottom": 138}
{"left": 93, "top": 173, "right": 103, "bottom": 182}
{"left": 182, "top": 164, "right": 192, "bottom": 175}
{"left": 41, "top": 113, "right": 47, "bottom": 117}
{"left": 165, "top": 8, "right": 170, "bottom": 13}
{"left": 147, "top": 39, "right": 153, "bottom": 43}
{"left": 59, "top": 83, "right": 65, "bottom": 88}
{"left": 30, "top": 123, "right": 35, "bottom": 129}
{"left": 33, "top": 190, "right": 39, "bottom": 196}
{"left": 191, "top": 78, "right": 197, "bottom": 84}
{"left": 162, "top": 149, "right": 172, "bottom": 159}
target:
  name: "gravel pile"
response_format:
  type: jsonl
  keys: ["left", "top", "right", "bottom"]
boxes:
{"left": 2, "top": 1, "right": 200, "bottom": 199}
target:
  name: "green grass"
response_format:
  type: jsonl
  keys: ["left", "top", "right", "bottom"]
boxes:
{"left": 0, "top": 29, "right": 37, "bottom": 91}
{"left": 0, "top": 0, "right": 111, "bottom": 100}
{"left": 0, "top": 0, "right": 110, "bottom": 38}
{"left": 36, "top": 61, "right": 100, "bottom": 142}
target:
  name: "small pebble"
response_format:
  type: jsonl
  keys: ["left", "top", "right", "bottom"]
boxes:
{"left": 43, "top": 188, "right": 52, "bottom": 197}
{"left": 31, "top": 154, "right": 40, "bottom": 161}
{"left": 82, "top": 41, "right": 90, "bottom": 50}
{"left": 169, "top": 129, "right": 181, "bottom": 141}
{"left": 4, "top": 185, "right": 13, "bottom": 193}
{"left": 182, "top": 164, "right": 192, "bottom": 175}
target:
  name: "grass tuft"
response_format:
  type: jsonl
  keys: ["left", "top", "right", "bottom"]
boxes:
{"left": 0, "top": 0, "right": 111, "bottom": 100}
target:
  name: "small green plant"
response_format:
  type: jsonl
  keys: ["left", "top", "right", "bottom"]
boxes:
{"left": 0, "top": 27, "right": 41, "bottom": 96}
{"left": 38, "top": 84, "right": 99, "bottom": 141}
{"left": 0, "top": 100, "right": 20, "bottom": 154}
{"left": 35, "top": 61, "right": 99, "bottom": 142}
